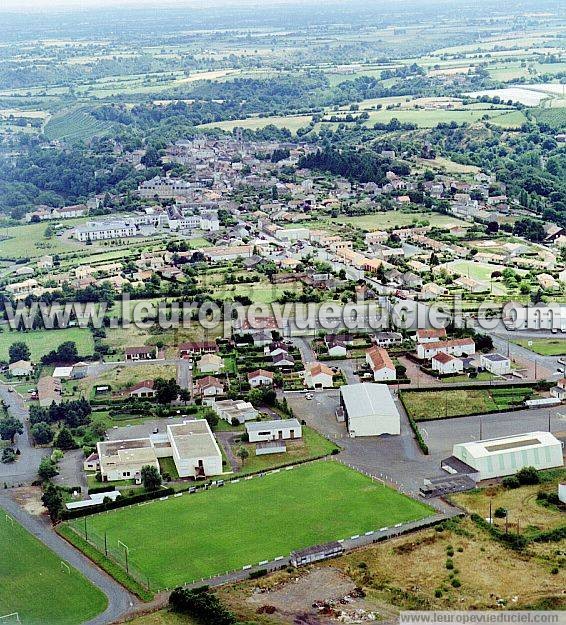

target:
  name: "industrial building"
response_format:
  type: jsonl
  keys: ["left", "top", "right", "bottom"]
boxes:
{"left": 449, "top": 431, "right": 564, "bottom": 481}
{"left": 245, "top": 419, "right": 302, "bottom": 443}
{"left": 339, "top": 383, "right": 400, "bottom": 437}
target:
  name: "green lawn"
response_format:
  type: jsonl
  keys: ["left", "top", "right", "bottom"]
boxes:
{"left": 0, "top": 221, "right": 84, "bottom": 259}
{"left": 67, "top": 461, "right": 432, "bottom": 589}
{"left": 401, "top": 387, "right": 535, "bottom": 420}
{"left": 512, "top": 338, "right": 566, "bottom": 357}
{"left": 0, "top": 507, "right": 107, "bottom": 625}
{"left": 0, "top": 327, "right": 94, "bottom": 361}
{"left": 337, "top": 211, "right": 469, "bottom": 230}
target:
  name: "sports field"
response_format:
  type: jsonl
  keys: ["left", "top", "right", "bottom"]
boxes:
{"left": 512, "top": 338, "right": 566, "bottom": 357}
{"left": 0, "top": 327, "right": 94, "bottom": 361}
{"left": 0, "top": 508, "right": 107, "bottom": 625}
{"left": 67, "top": 461, "right": 432, "bottom": 589}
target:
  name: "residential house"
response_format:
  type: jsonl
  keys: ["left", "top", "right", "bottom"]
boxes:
{"left": 127, "top": 380, "right": 156, "bottom": 398}
{"left": 303, "top": 363, "right": 334, "bottom": 389}
{"left": 178, "top": 341, "right": 218, "bottom": 358}
{"left": 431, "top": 352, "right": 463, "bottom": 375}
{"left": 37, "top": 376, "right": 62, "bottom": 407}
{"left": 194, "top": 376, "right": 224, "bottom": 398}
{"left": 124, "top": 346, "right": 158, "bottom": 361}
{"left": 325, "top": 337, "right": 347, "bottom": 357}
{"left": 417, "top": 338, "right": 475, "bottom": 360}
{"left": 480, "top": 354, "right": 511, "bottom": 376}
{"left": 272, "top": 352, "right": 295, "bottom": 369}
{"left": 416, "top": 328, "right": 447, "bottom": 344}
{"left": 550, "top": 378, "right": 566, "bottom": 401}
{"left": 8, "top": 360, "right": 33, "bottom": 377}
{"left": 371, "top": 331, "right": 403, "bottom": 347}
{"left": 366, "top": 347, "right": 396, "bottom": 382}
{"left": 248, "top": 369, "right": 274, "bottom": 387}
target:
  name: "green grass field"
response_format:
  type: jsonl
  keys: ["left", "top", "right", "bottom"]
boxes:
{"left": 512, "top": 338, "right": 566, "bottom": 357}
{"left": 401, "top": 387, "right": 535, "bottom": 420}
{"left": 0, "top": 221, "right": 84, "bottom": 259}
{"left": 68, "top": 461, "right": 432, "bottom": 589}
{"left": 0, "top": 327, "right": 94, "bottom": 361}
{"left": 0, "top": 508, "right": 107, "bottom": 625}
{"left": 336, "top": 212, "right": 469, "bottom": 230}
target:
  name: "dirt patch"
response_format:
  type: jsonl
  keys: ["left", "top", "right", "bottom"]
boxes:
{"left": 246, "top": 568, "right": 378, "bottom": 623}
{"left": 9, "top": 486, "right": 45, "bottom": 515}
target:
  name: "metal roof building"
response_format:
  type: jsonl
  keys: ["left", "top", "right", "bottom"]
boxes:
{"left": 340, "top": 383, "right": 400, "bottom": 437}
{"left": 452, "top": 431, "right": 564, "bottom": 481}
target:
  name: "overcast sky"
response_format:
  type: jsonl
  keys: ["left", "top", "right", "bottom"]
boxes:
{"left": 1, "top": 0, "right": 317, "bottom": 12}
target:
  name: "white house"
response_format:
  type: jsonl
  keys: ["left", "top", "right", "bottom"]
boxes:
{"left": 551, "top": 378, "right": 566, "bottom": 401}
{"left": 416, "top": 328, "right": 447, "bottom": 344}
{"left": 246, "top": 419, "right": 302, "bottom": 443}
{"left": 366, "top": 347, "right": 396, "bottom": 381}
{"left": 248, "top": 369, "right": 274, "bottom": 387}
{"left": 480, "top": 353, "right": 511, "bottom": 375}
{"left": 431, "top": 352, "right": 463, "bottom": 375}
{"left": 326, "top": 338, "right": 347, "bottom": 358}
{"left": 303, "top": 363, "right": 334, "bottom": 389}
{"left": 212, "top": 399, "right": 259, "bottom": 424}
{"left": 193, "top": 376, "right": 224, "bottom": 397}
{"left": 417, "top": 338, "right": 475, "bottom": 360}
{"left": 127, "top": 380, "right": 156, "bottom": 398}
{"left": 8, "top": 360, "right": 33, "bottom": 377}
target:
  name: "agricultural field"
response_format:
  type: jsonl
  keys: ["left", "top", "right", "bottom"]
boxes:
{"left": 512, "top": 338, "right": 566, "bottom": 357}
{"left": 0, "top": 507, "right": 107, "bottom": 625}
{"left": 43, "top": 106, "right": 114, "bottom": 142}
{"left": 336, "top": 212, "right": 469, "bottom": 231}
{"left": 401, "top": 387, "right": 536, "bottom": 420}
{"left": 0, "top": 327, "right": 94, "bottom": 362}
{"left": 66, "top": 461, "right": 432, "bottom": 589}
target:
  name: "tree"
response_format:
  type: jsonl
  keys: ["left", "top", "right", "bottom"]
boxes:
{"left": 236, "top": 446, "right": 249, "bottom": 466}
{"left": 38, "top": 456, "right": 58, "bottom": 480}
{"left": 141, "top": 464, "right": 162, "bottom": 491}
{"left": 202, "top": 408, "right": 218, "bottom": 430}
{"left": 516, "top": 466, "right": 540, "bottom": 485}
{"left": 41, "top": 483, "right": 64, "bottom": 522}
{"left": 154, "top": 378, "right": 180, "bottom": 404}
{"left": 1, "top": 447, "right": 16, "bottom": 463}
{"left": 53, "top": 427, "right": 77, "bottom": 450}
{"left": 8, "top": 341, "right": 30, "bottom": 363}
{"left": 179, "top": 389, "right": 191, "bottom": 404}
{"left": 31, "top": 422, "right": 53, "bottom": 445}
{"left": 0, "top": 415, "right": 23, "bottom": 443}
{"left": 170, "top": 587, "right": 236, "bottom": 625}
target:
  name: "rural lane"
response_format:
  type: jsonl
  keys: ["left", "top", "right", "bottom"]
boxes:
{"left": 0, "top": 493, "right": 137, "bottom": 625}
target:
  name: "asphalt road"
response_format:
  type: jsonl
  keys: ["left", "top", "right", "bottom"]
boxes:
{"left": 0, "top": 492, "right": 136, "bottom": 625}
{"left": 0, "top": 383, "right": 48, "bottom": 487}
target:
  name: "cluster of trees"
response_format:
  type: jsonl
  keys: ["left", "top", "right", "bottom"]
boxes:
{"left": 170, "top": 587, "right": 236, "bottom": 625}
{"left": 8, "top": 341, "right": 30, "bottom": 363}
{"left": 30, "top": 397, "right": 92, "bottom": 429}
{"left": 298, "top": 147, "right": 405, "bottom": 184}
{"left": 512, "top": 218, "right": 546, "bottom": 242}
{"left": 40, "top": 341, "right": 80, "bottom": 365}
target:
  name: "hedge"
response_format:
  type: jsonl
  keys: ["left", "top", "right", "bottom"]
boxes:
{"left": 60, "top": 486, "right": 175, "bottom": 520}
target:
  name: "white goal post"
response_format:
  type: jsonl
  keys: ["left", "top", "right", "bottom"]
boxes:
{"left": 0, "top": 613, "right": 21, "bottom": 624}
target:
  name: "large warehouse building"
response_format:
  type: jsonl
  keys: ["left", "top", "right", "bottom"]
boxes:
{"left": 451, "top": 431, "right": 564, "bottom": 481}
{"left": 339, "top": 383, "right": 400, "bottom": 437}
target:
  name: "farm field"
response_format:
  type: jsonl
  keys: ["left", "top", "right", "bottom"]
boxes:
{"left": 401, "top": 387, "right": 535, "bottom": 420}
{"left": 66, "top": 461, "right": 432, "bottom": 589}
{"left": 0, "top": 507, "right": 107, "bottom": 625}
{"left": 43, "top": 106, "right": 114, "bottom": 142}
{"left": 336, "top": 212, "right": 469, "bottom": 230}
{"left": 0, "top": 327, "right": 94, "bottom": 361}
{"left": 440, "top": 259, "right": 527, "bottom": 283}
{"left": 512, "top": 338, "right": 566, "bottom": 357}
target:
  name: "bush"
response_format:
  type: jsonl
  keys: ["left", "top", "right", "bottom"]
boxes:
{"left": 451, "top": 578, "right": 461, "bottom": 588}
{"left": 516, "top": 466, "right": 540, "bottom": 485}
{"left": 434, "top": 589, "right": 443, "bottom": 598}
{"left": 494, "top": 507, "right": 507, "bottom": 518}
{"left": 169, "top": 587, "right": 236, "bottom": 625}
{"left": 249, "top": 569, "right": 268, "bottom": 579}
{"left": 502, "top": 476, "right": 520, "bottom": 489}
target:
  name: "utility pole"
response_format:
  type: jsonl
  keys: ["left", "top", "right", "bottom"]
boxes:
{"left": 489, "top": 499, "right": 492, "bottom": 524}
{"left": 479, "top": 417, "right": 483, "bottom": 440}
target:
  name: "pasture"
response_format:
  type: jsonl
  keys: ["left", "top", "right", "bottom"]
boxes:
{"left": 0, "top": 327, "right": 94, "bottom": 361}
{"left": 0, "top": 508, "right": 107, "bottom": 625}
{"left": 0, "top": 221, "right": 84, "bottom": 259}
{"left": 67, "top": 461, "right": 432, "bottom": 589}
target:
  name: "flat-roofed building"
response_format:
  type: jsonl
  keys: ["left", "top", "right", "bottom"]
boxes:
{"left": 246, "top": 418, "right": 302, "bottom": 443}
{"left": 212, "top": 399, "right": 259, "bottom": 424}
{"left": 97, "top": 438, "right": 160, "bottom": 482}
{"left": 340, "top": 383, "right": 400, "bottom": 437}
{"left": 480, "top": 353, "right": 511, "bottom": 375}
{"left": 451, "top": 432, "right": 564, "bottom": 481}
{"left": 167, "top": 420, "right": 222, "bottom": 479}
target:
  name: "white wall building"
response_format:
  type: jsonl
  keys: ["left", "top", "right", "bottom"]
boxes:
{"left": 167, "top": 420, "right": 223, "bottom": 479}
{"left": 451, "top": 432, "right": 564, "bottom": 481}
{"left": 246, "top": 419, "right": 302, "bottom": 443}
{"left": 340, "top": 383, "right": 400, "bottom": 437}
{"left": 480, "top": 353, "right": 511, "bottom": 375}
{"left": 431, "top": 352, "right": 463, "bottom": 375}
